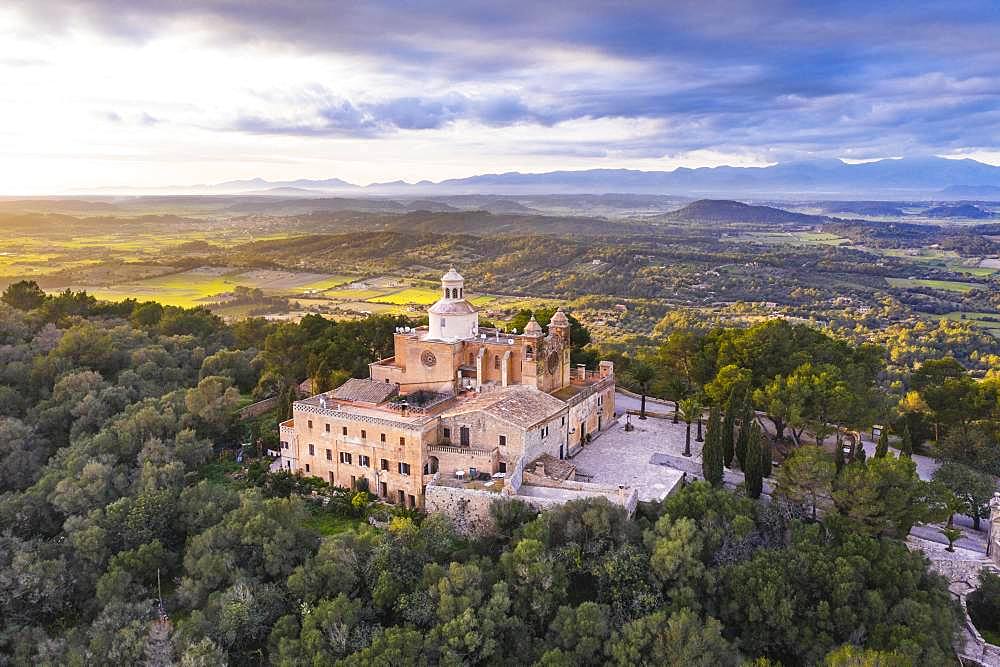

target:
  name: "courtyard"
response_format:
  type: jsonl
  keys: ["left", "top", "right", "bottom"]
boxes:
{"left": 569, "top": 413, "right": 696, "bottom": 502}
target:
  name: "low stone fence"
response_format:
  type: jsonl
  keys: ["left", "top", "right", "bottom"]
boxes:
{"left": 238, "top": 396, "right": 279, "bottom": 420}
{"left": 616, "top": 387, "right": 673, "bottom": 407}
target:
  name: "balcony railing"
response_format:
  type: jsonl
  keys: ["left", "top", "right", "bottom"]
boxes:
{"left": 428, "top": 443, "right": 498, "bottom": 458}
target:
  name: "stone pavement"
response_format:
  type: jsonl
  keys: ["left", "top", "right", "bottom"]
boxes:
{"left": 570, "top": 412, "right": 776, "bottom": 502}
{"left": 569, "top": 416, "right": 690, "bottom": 502}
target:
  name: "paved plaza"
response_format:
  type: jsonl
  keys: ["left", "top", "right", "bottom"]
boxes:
{"left": 569, "top": 414, "right": 696, "bottom": 502}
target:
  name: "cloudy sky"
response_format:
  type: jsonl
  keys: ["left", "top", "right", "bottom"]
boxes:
{"left": 2, "top": 1, "right": 999, "bottom": 192}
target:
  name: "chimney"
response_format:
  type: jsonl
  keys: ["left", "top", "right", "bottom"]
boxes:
{"left": 577, "top": 364, "right": 587, "bottom": 380}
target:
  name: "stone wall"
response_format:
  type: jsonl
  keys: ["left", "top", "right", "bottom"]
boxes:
{"left": 424, "top": 482, "right": 499, "bottom": 535}
{"left": 907, "top": 535, "right": 1000, "bottom": 666}
{"left": 238, "top": 396, "right": 279, "bottom": 420}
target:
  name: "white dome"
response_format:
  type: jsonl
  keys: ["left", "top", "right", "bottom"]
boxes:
{"left": 442, "top": 267, "right": 464, "bottom": 283}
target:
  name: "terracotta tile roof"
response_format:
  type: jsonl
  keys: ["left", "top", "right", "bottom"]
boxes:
{"left": 444, "top": 386, "right": 566, "bottom": 428}
{"left": 331, "top": 378, "right": 398, "bottom": 404}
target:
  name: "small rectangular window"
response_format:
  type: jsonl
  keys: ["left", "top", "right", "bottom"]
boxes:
{"left": 561, "top": 416, "right": 565, "bottom": 426}
{"left": 339, "top": 452, "right": 352, "bottom": 464}
{"left": 325, "top": 449, "right": 332, "bottom": 461}
{"left": 499, "top": 435, "right": 506, "bottom": 447}
{"left": 359, "top": 455, "right": 370, "bottom": 467}
{"left": 380, "top": 433, "right": 386, "bottom": 443}
{"left": 308, "top": 444, "right": 315, "bottom": 456}
{"left": 325, "top": 423, "right": 331, "bottom": 432}
{"left": 398, "top": 462, "right": 411, "bottom": 476}
{"left": 342, "top": 426, "right": 348, "bottom": 436}
{"left": 380, "top": 458, "right": 389, "bottom": 471}
{"left": 443, "top": 427, "right": 450, "bottom": 439}
{"left": 399, "top": 436, "right": 405, "bottom": 446}
{"left": 308, "top": 420, "right": 313, "bottom": 429}
{"left": 305, "top": 464, "right": 310, "bottom": 472}
{"left": 361, "top": 430, "right": 367, "bottom": 440}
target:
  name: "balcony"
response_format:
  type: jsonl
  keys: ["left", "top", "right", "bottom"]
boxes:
{"left": 428, "top": 443, "right": 498, "bottom": 457}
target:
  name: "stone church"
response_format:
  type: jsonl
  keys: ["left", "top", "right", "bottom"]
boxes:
{"left": 276, "top": 268, "right": 620, "bottom": 512}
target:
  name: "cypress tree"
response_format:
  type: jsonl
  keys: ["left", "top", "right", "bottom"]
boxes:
{"left": 722, "top": 392, "right": 737, "bottom": 468}
{"left": 735, "top": 391, "right": 753, "bottom": 470}
{"left": 855, "top": 441, "right": 867, "bottom": 465}
{"left": 834, "top": 438, "right": 846, "bottom": 473}
{"left": 761, "top": 431, "right": 772, "bottom": 478}
{"left": 702, "top": 406, "right": 724, "bottom": 486}
{"left": 874, "top": 427, "right": 889, "bottom": 458}
{"left": 744, "top": 422, "right": 764, "bottom": 499}
{"left": 900, "top": 422, "right": 913, "bottom": 458}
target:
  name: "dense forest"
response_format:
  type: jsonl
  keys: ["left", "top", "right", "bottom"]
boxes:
{"left": 0, "top": 280, "right": 994, "bottom": 664}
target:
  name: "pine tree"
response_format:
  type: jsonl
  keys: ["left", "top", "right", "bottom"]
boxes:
{"left": 735, "top": 392, "right": 754, "bottom": 470}
{"left": 722, "top": 392, "right": 737, "bottom": 468}
{"left": 702, "top": 406, "right": 724, "bottom": 486}
{"left": 874, "top": 427, "right": 889, "bottom": 458}
{"left": 855, "top": 441, "right": 867, "bottom": 465}
{"left": 744, "top": 422, "right": 764, "bottom": 499}
{"left": 834, "top": 438, "right": 846, "bottom": 473}
{"left": 900, "top": 422, "right": 913, "bottom": 458}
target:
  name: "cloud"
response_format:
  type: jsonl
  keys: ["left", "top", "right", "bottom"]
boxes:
{"left": 6, "top": 1, "right": 1000, "bottom": 175}
{"left": 230, "top": 91, "right": 556, "bottom": 137}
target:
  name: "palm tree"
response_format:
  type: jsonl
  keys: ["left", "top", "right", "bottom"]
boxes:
{"left": 627, "top": 361, "right": 656, "bottom": 420}
{"left": 679, "top": 396, "right": 702, "bottom": 457}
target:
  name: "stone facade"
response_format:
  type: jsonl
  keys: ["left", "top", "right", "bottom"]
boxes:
{"left": 276, "top": 268, "right": 616, "bottom": 511}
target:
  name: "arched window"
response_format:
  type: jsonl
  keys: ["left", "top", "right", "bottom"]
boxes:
{"left": 445, "top": 288, "right": 451, "bottom": 298}
{"left": 526, "top": 345, "right": 533, "bottom": 358}
{"left": 494, "top": 355, "right": 500, "bottom": 370}
{"left": 460, "top": 288, "right": 464, "bottom": 298}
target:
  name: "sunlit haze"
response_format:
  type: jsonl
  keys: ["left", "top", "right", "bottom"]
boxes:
{"left": 2, "top": 2, "right": 999, "bottom": 193}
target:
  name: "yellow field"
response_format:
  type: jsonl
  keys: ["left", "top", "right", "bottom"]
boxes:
{"left": 368, "top": 287, "right": 442, "bottom": 305}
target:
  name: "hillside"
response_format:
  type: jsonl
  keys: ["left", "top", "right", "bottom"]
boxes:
{"left": 924, "top": 204, "right": 993, "bottom": 219}
{"left": 660, "top": 199, "right": 828, "bottom": 225}
{"left": 822, "top": 202, "right": 906, "bottom": 217}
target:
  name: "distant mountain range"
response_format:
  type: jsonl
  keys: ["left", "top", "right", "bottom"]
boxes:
{"left": 81, "top": 156, "right": 1000, "bottom": 198}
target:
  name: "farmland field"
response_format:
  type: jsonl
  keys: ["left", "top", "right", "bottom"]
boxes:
{"left": 928, "top": 311, "right": 1000, "bottom": 338}
{"left": 368, "top": 287, "right": 442, "bottom": 305}
{"left": 323, "top": 287, "right": 394, "bottom": 301}
{"left": 52, "top": 267, "right": 360, "bottom": 309}
{"left": 886, "top": 277, "right": 983, "bottom": 293}
{"left": 731, "top": 231, "right": 849, "bottom": 246}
